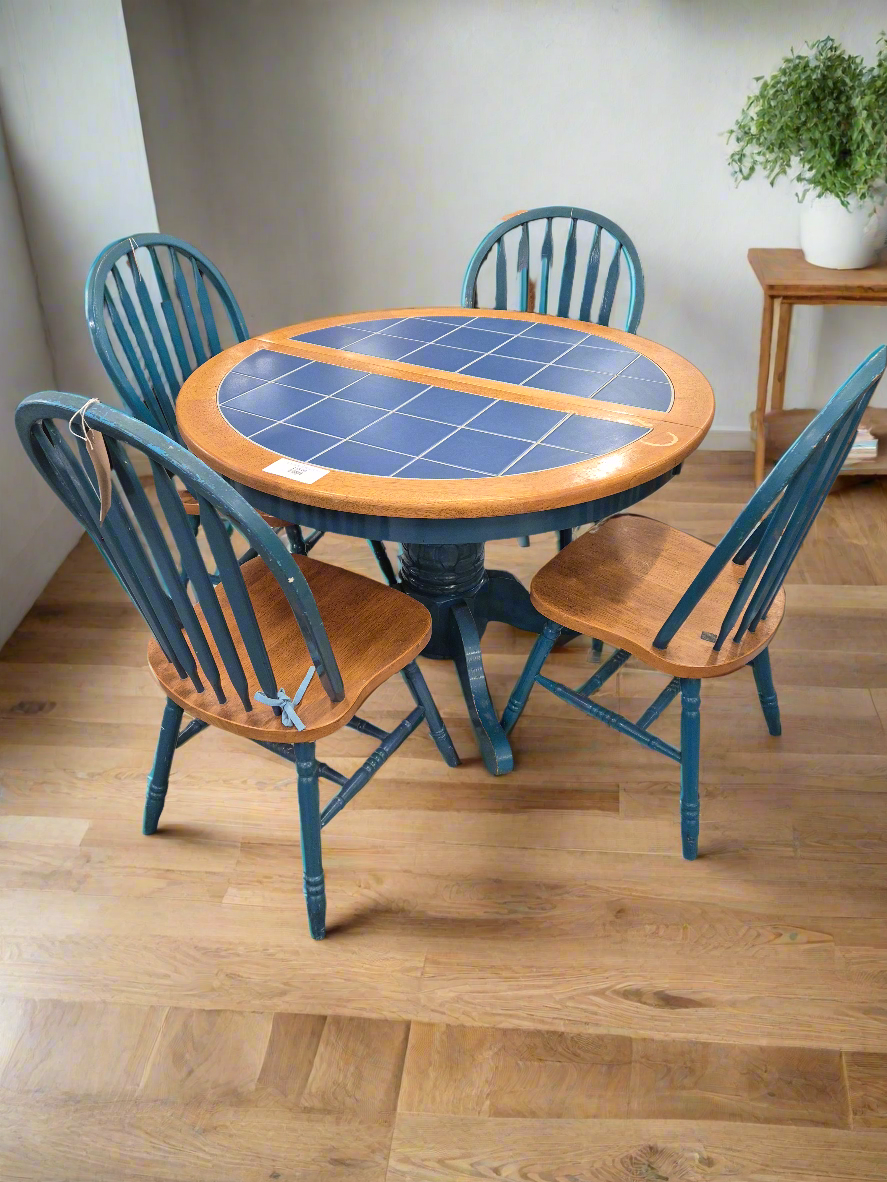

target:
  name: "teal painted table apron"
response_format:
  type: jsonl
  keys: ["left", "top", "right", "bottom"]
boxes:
{"left": 176, "top": 307, "right": 714, "bottom": 776}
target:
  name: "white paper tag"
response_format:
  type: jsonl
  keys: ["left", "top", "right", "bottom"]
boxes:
{"left": 263, "top": 458, "right": 329, "bottom": 484}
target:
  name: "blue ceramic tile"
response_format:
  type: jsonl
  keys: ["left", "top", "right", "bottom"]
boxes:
{"left": 312, "top": 440, "right": 411, "bottom": 477}
{"left": 504, "top": 444, "right": 593, "bottom": 475}
{"left": 226, "top": 382, "right": 324, "bottom": 420}
{"left": 402, "top": 386, "right": 493, "bottom": 425}
{"left": 620, "top": 355, "right": 671, "bottom": 384}
{"left": 424, "top": 428, "right": 530, "bottom": 475}
{"left": 281, "top": 361, "right": 366, "bottom": 396}
{"left": 491, "top": 336, "right": 568, "bottom": 364}
{"left": 544, "top": 416, "right": 649, "bottom": 455}
{"left": 559, "top": 344, "right": 638, "bottom": 374}
{"left": 402, "top": 344, "right": 483, "bottom": 372}
{"left": 437, "top": 325, "right": 511, "bottom": 352}
{"left": 233, "top": 348, "right": 309, "bottom": 380}
{"left": 472, "top": 316, "right": 535, "bottom": 333}
{"left": 337, "top": 317, "right": 405, "bottom": 333}
{"left": 523, "top": 366, "right": 612, "bottom": 399}
{"left": 288, "top": 398, "right": 385, "bottom": 437}
{"left": 221, "top": 407, "right": 278, "bottom": 437}
{"left": 523, "top": 322, "right": 587, "bottom": 344}
{"left": 417, "top": 314, "right": 478, "bottom": 327}
{"left": 290, "top": 325, "right": 375, "bottom": 348}
{"left": 396, "top": 457, "right": 487, "bottom": 479}
{"left": 218, "top": 372, "right": 269, "bottom": 404}
{"left": 352, "top": 412, "right": 455, "bottom": 456}
{"left": 335, "top": 374, "right": 428, "bottom": 410}
{"left": 346, "top": 335, "right": 425, "bottom": 360}
{"left": 380, "top": 318, "right": 456, "bottom": 343}
{"left": 470, "top": 401, "right": 565, "bottom": 441}
{"left": 460, "top": 354, "right": 545, "bottom": 385}
{"left": 250, "top": 422, "right": 339, "bottom": 461}
{"left": 594, "top": 375, "right": 673, "bottom": 412}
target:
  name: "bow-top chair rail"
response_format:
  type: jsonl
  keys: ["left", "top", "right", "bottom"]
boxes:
{"left": 85, "top": 232, "right": 322, "bottom": 559}
{"left": 16, "top": 393, "right": 459, "bottom": 939}
{"left": 461, "top": 206, "right": 645, "bottom": 332}
{"left": 501, "top": 346, "right": 887, "bottom": 859}
{"left": 462, "top": 205, "right": 645, "bottom": 555}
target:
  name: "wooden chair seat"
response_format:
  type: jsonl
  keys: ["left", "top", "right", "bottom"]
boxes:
{"left": 530, "top": 514, "right": 785, "bottom": 678}
{"left": 177, "top": 488, "right": 287, "bottom": 529}
{"left": 149, "top": 554, "right": 431, "bottom": 741}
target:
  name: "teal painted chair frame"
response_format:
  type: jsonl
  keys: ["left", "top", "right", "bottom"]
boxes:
{"left": 461, "top": 205, "right": 645, "bottom": 567}
{"left": 84, "top": 233, "right": 325, "bottom": 560}
{"left": 501, "top": 346, "right": 887, "bottom": 859}
{"left": 16, "top": 393, "right": 459, "bottom": 938}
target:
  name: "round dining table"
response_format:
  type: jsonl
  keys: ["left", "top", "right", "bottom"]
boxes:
{"left": 177, "top": 306, "right": 714, "bottom": 775}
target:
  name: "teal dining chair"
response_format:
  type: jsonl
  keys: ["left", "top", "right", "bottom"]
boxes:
{"left": 500, "top": 346, "right": 887, "bottom": 859}
{"left": 16, "top": 392, "right": 460, "bottom": 939}
{"left": 461, "top": 206, "right": 645, "bottom": 560}
{"left": 84, "top": 233, "right": 330, "bottom": 561}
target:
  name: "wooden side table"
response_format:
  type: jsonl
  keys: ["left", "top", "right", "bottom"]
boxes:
{"left": 749, "top": 247, "right": 887, "bottom": 484}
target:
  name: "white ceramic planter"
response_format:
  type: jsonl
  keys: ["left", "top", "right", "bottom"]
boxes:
{"left": 799, "top": 186, "right": 887, "bottom": 269}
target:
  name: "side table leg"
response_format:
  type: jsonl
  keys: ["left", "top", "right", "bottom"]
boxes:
{"left": 770, "top": 299, "right": 793, "bottom": 415}
{"left": 753, "top": 294, "right": 776, "bottom": 486}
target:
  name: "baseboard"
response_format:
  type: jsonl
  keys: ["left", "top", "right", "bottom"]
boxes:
{"left": 697, "top": 429, "right": 752, "bottom": 451}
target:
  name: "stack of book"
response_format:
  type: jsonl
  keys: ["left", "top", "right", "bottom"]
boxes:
{"left": 842, "top": 426, "right": 879, "bottom": 469}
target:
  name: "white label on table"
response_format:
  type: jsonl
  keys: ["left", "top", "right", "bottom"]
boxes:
{"left": 263, "top": 458, "right": 329, "bottom": 484}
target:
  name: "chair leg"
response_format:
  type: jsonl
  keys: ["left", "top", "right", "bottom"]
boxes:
{"left": 368, "top": 539, "right": 398, "bottom": 586}
{"left": 286, "top": 524, "right": 307, "bottom": 555}
{"left": 557, "top": 529, "right": 573, "bottom": 550}
{"left": 143, "top": 697, "right": 184, "bottom": 835}
{"left": 591, "top": 637, "right": 604, "bottom": 658}
{"left": 751, "top": 648, "right": 781, "bottom": 736}
{"left": 294, "top": 742, "right": 326, "bottom": 940}
{"left": 518, "top": 536, "right": 531, "bottom": 547}
{"left": 401, "top": 661, "right": 460, "bottom": 767}
{"left": 679, "top": 679, "right": 701, "bottom": 861}
{"left": 501, "top": 618, "right": 562, "bottom": 735}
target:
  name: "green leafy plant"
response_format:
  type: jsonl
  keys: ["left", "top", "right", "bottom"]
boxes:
{"left": 728, "top": 35, "right": 887, "bottom": 204}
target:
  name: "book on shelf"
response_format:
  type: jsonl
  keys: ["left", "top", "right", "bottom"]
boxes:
{"left": 841, "top": 426, "right": 878, "bottom": 469}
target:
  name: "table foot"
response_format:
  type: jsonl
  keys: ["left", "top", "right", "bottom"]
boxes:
{"left": 449, "top": 601, "right": 514, "bottom": 776}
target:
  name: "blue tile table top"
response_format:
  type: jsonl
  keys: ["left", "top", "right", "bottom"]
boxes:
{"left": 285, "top": 312, "right": 674, "bottom": 415}
{"left": 209, "top": 313, "right": 699, "bottom": 481}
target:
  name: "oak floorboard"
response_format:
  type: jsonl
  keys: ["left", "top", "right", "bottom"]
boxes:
{"left": 0, "top": 452, "right": 886, "bottom": 1177}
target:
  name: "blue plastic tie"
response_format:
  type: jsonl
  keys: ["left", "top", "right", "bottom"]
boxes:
{"left": 255, "top": 665, "right": 316, "bottom": 730}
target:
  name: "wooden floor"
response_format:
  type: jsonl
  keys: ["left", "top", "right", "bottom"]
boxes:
{"left": 2, "top": 451, "right": 887, "bottom": 1180}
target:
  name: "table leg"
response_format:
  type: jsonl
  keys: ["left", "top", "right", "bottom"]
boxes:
{"left": 398, "top": 542, "right": 553, "bottom": 776}
{"left": 770, "top": 299, "right": 793, "bottom": 415}
{"left": 753, "top": 294, "right": 776, "bottom": 486}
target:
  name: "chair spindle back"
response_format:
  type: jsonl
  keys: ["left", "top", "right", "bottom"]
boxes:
{"left": 461, "top": 206, "right": 645, "bottom": 333}
{"left": 16, "top": 393, "right": 344, "bottom": 713}
{"left": 85, "top": 234, "right": 249, "bottom": 440}
{"left": 654, "top": 346, "right": 887, "bottom": 653}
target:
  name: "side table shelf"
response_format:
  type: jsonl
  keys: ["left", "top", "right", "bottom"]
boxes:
{"left": 764, "top": 406, "right": 887, "bottom": 475}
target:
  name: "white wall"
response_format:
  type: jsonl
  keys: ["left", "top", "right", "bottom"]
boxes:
{"left": 0, "top": 0, "right": 159, "bottom": 645}
{"left": 0, "top": 0, "right": 159, "bottom": 399}
{"left": 126, "top": 0, "right": 887, "bottom": 443}
{"left": 0, "top": 121, "right": 80, "bottom": 647}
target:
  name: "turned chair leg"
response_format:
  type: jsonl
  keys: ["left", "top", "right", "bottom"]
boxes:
{"left": 751, "top": 648, "right": 782, "bottom": 736}
{"left": 501, "top": 619, "right": 562, "bottom": 735}
{"left": 679, "top": 679, "right": 701, "bottom": 861}
{"left": 143, "top": 698, "right": 184, "bottom": 835}
{"left": 368, "top": 539, "right": 398, "bottom": 586}
{"left": 294, "top": 742, "right": 326, "bottom": 940}
{"left": 401, "top": 661, "right": 460, "bottom": 767}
